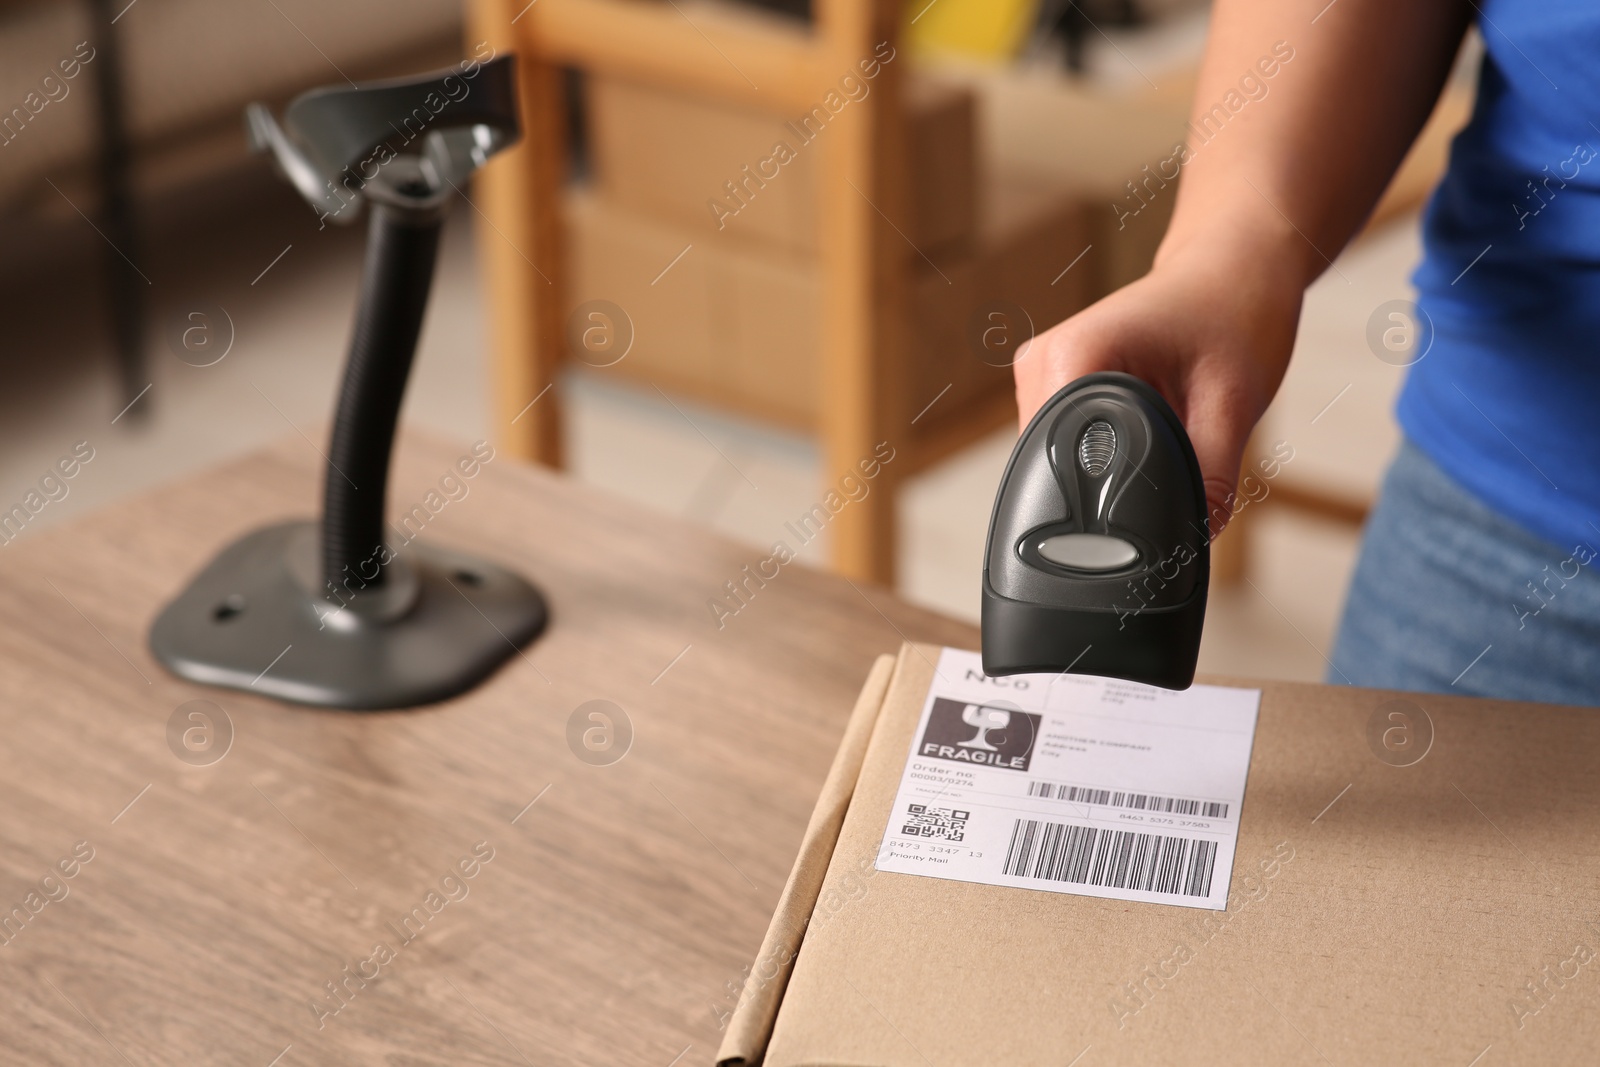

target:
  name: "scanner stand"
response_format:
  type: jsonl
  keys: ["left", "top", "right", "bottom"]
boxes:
{"left": 149, "top": 59, "right": 547, "bottom": 709}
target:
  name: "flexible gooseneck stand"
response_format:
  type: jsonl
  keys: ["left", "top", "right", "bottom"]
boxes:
{"left": 149, "top": 57, "right": 548, "bottom": 709}
{"left": 324, "top": 184, "right": 443, "bottom": 595}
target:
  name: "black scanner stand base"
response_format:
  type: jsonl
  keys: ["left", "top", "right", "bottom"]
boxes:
{"left": 150, "top": 520, "right": 548, "bottom": 710}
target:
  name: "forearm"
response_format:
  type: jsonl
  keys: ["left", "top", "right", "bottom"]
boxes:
{"left": 1156, "top": 0, "right": 1471, "bottom": 290}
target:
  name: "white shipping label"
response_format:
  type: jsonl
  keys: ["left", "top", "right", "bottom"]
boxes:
{"left": 876, "top": 648, "right": 1261, "bottom": 911}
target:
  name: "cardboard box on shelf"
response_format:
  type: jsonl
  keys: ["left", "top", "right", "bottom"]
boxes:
{"left": 587, "top": 71, "right": 977, "bottom": 256}
{"left": 903, "top": 76, "right": 979, "bottom": 255}
{"left": 566, "top": 188, "right": 722, "bottom": 400}
{"left": 716, "top": 241, "right": 821, "bottom": 422}
{"left": 909, "top": 174, "right": 1090, "bottom": 434}
{"left": 574, "top": 60, "right": 1196, "bottom": 440}
{"left": 567, "top": 156, "right": 1088, "bottom": 432}
{"left": 567, "top": 187, "right": 820, "bottom": 426}
{"left": 949, "top": 62, "right": 1191, "bottom": 198}
{"left": 981, "top": 166, "right": 1094, "bottom": 337}
{"left": 933, "top": 61, "right": 1192, "bottom": 298}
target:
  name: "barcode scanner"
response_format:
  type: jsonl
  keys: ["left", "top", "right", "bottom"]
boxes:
{"left": 981, "top": 372, "right": 1209, "bottom": 690}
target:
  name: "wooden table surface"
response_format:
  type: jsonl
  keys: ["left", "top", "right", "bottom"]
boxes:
{"left": 0, "top": 430, "right": 976, "bottom": 1066}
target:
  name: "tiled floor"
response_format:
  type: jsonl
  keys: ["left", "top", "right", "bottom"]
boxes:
{"left": 0, "top": 159, "right": 1422, "bottom": 685}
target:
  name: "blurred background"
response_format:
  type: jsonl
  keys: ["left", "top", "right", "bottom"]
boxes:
{"left": 0, "top": 0, "right": 1479, "bottom": 682}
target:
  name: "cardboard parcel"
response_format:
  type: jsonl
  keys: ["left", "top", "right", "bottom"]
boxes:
{"left": 718, "top": 643, "right": 1600, "bottom": 1066}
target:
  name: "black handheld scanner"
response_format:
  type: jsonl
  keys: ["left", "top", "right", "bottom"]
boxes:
{"left": 981, "top": 372, "right": 1210, "bottom": 690}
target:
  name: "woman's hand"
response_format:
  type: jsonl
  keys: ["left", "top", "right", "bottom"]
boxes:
{"left": 1011, "top": 0, "right": 1470, "bottom": 531}
{"left": 1013, "top": 234, "right": 1303, "bottom": 534}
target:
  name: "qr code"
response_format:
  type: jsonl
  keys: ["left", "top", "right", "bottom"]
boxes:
{"left": 901, "top": 803, "right": 970, "bottom": 842}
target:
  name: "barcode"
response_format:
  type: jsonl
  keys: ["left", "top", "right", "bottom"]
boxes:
{"left": 901, "top": 803, "right": 970, "bottom": 842}
{"left": 1002, "top": 818, "right": 1217, "bottom": 898}
{"left": 1027, "top": 781, "right": 1228, "bottom": 819}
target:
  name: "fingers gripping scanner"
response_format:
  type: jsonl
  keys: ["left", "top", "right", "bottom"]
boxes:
{"left": 149, "top": 56, "right": 549, "bottom": 709}
{"left": 980, "top": 373, "right": 1210, "bottom": 690}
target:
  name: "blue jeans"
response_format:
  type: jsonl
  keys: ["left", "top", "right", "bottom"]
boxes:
{"left": 1329, "top": 439, "right": 1600, "bottom": 706}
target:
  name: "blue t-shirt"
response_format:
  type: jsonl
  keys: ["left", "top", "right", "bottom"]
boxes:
{"left": 1402, "top": 2, "right": 1600, "bottom": 554}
